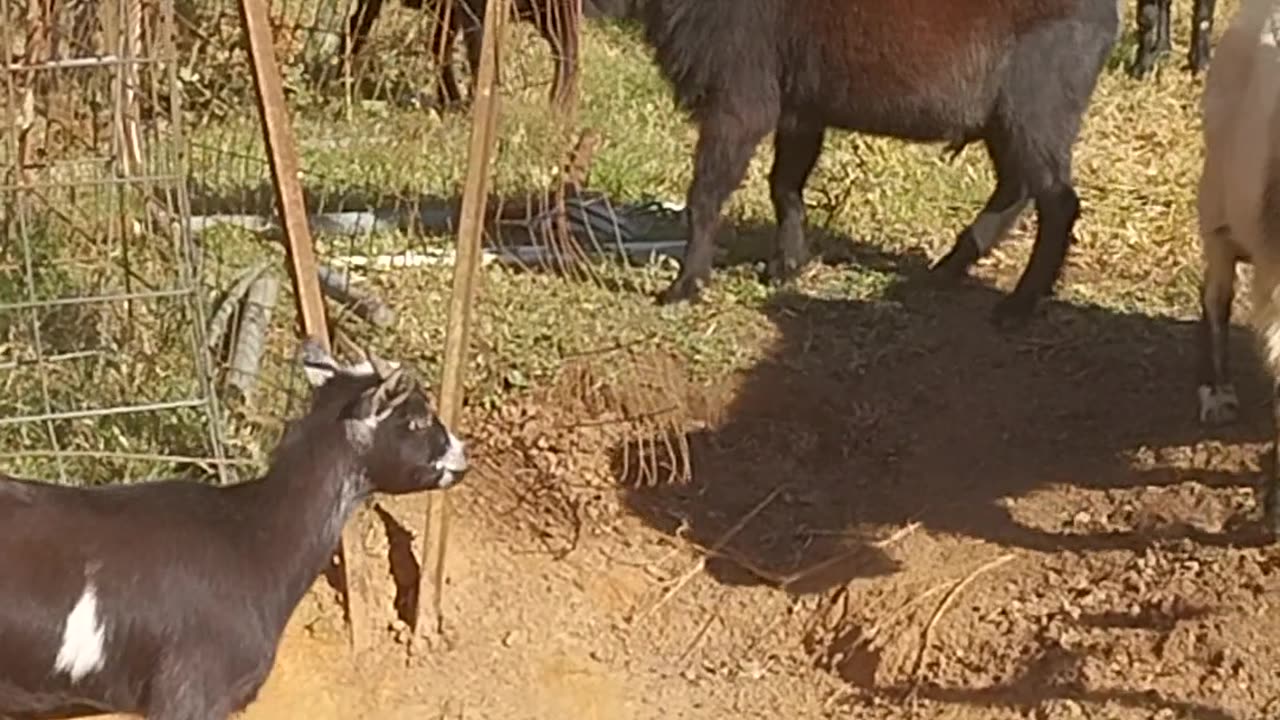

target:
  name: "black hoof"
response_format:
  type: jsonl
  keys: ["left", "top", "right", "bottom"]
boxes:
{"left": 1128, "top": 60, "right": 1154, "bottom": 80}
{"left": 765, "top": 253, "right": 810, "bottom": 287}
{"left": 656, "top": 276, "right": 703, "bottom": 306}
{"left": 930, "top": 236, "right": 980, "bottom": 280}
{"left": 1129, "top": 48, "right": 1167, "bottom": 80}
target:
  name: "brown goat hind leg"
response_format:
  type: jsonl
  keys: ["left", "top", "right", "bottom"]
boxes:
{"left": 1156, "top": 0, "right": 1173, "bottom": 53}
{"left": 992, "top": 183, "right": 1079, "bottom": 326}
{"left": 932, "top": 139, "right": 1029, "bottom": 280}
{"left": 1189, "top": 0, "right": 1216, "bottom": 74}
{"left": 766, "top": 122, "right": 824, "bottom": 286}
{"left": 1197, "top": 229, "right": 1238, "bottom": 425}
{"left": 657, "top": 112, "right": 773, "bottom": 305}
{"left": 1130, "top": 0, "right": 1166, "bottom": 78}
{"left": 1248, "top": 265, "right": 1280, "bottom": 536}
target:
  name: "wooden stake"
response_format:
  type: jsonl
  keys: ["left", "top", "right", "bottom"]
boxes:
{"left": 414, "top": 0, "right": 508, "bottom": 642}
{"left": 238, "top": 0, "right": 374, "bottom": 654}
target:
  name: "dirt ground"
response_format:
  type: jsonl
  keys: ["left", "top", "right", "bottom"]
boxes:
{"left": 98, "top": 248, "right": 1280, "bottom": 720}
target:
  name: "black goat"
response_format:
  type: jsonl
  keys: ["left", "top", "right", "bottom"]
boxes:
{"left": 340, "top": 0, "right": 588, "bottom": 110}
{"left": 1130, "top": 0, "right": 1217, "bottom": 78}
{"left": 641, "top": 0, "right": 1119, "bottom": 325}
{"left": 0, "top": 339, "right": 468, "bottom": 719}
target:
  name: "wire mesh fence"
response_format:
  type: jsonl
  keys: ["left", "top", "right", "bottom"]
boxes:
{"left": 0, "top": 0, "right": 233, "bottom": 485}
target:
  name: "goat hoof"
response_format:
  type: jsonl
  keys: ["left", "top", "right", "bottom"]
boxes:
{"left": 1196, "top": 384, "right": 1239, "bottom": 426}
{"left": 1129, "top": 47, "right": 1167, "bottom": 79}
{"left": 656, "top": 276, "right": 704, "bottom": 306}
{"left": 930, "top": 238, "right": 979, "bottom": 280}
{"left": 765, "top": 253, "right": 810, "bottom": 287}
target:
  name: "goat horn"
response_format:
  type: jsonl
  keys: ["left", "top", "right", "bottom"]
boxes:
{"left": 370, "top": 366, "right": 405, "bottom": 407}
{"left": 385, "top": 388, "right": 412, "bottom": 411}
{"left": 370, "top": 385, "right": 411, "bottom": 419}
{"left": 368, "top": 352, "right": 395, "bottom": 380}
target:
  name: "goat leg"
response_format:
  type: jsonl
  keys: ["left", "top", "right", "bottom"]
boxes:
{"left": 1267, "top": 381, "right": 1280, "bottom": 538}
{"left": 1196, "top": 231, "right": 1238, "bottom": 425}
{"left": 658, "top": 110, "right": 773, "bottom": 305}
{"left": 1189, "top": 0, "right": 1216, "bottom": 74}
{"left": 1130, "top": 0, "right": 1165, "bottom": 78}
{"left": 1156, "top": 0, "right": 1173, "bottom": 54}
{"left": 340, "top": 0, "right": 384, "bottom": 69}
{"left": 991, "top": 184, "right": 1079, "bottom": 327}
{"left": 932, "top": 133, "right": 1029, "bottom": 281}
{"left": 432, "top": 4, "right": 466, "bottom": 107}
{"left": 765, "top": 120, "right": 824, "bottom": 286}
{"left": 539, "top": 0, "right": 581, "bottom": 112}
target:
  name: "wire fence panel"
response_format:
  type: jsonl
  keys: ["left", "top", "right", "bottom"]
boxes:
{"left": 0, "top": 0, "right": 232, "bottom": 485}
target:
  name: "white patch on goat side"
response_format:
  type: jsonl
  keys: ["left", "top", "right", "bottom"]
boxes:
{"left": 436, "top": 432, "right": 468, "bottom": 488}
{"left": 53, "top": 582, "right": 106, "bottom": 683}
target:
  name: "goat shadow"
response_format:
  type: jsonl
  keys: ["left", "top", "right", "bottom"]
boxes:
{"left": 320, "top": 502, "right": 421, "bottom": 631}
{"left": 612, "top": 236, "right": 1273, "bottom": 594}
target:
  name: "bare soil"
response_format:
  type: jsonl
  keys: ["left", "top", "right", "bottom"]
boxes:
{"left": 101, "top": 250, "right": 1280, "bottom": 719}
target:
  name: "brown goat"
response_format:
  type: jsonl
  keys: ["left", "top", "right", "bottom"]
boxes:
{"left": 640, "top": 0, "right": 1119, "bottom": 325}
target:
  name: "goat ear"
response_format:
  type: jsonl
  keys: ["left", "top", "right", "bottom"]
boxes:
{"left": 299, "top": 337, "right": 340, "bottom": 387}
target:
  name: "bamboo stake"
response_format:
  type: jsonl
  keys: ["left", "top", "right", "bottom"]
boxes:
{"left": 413, "top": 0, "right": 508, "bottom": 643}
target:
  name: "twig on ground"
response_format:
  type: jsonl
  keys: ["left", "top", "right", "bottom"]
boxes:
{"left": 873, "top": 521, "right": 922, "bottom": 548}
{"left": 628, "top": 484, "right": 787, "bottom": 627}
{"left": 903, "top": 553, "right": 1016, "bottom": 702}
{"left": 676, "top": 593, "right": 723, "bottom": 667}
{"left": 774, "top": 521, "right": 922, "bottom": 590}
